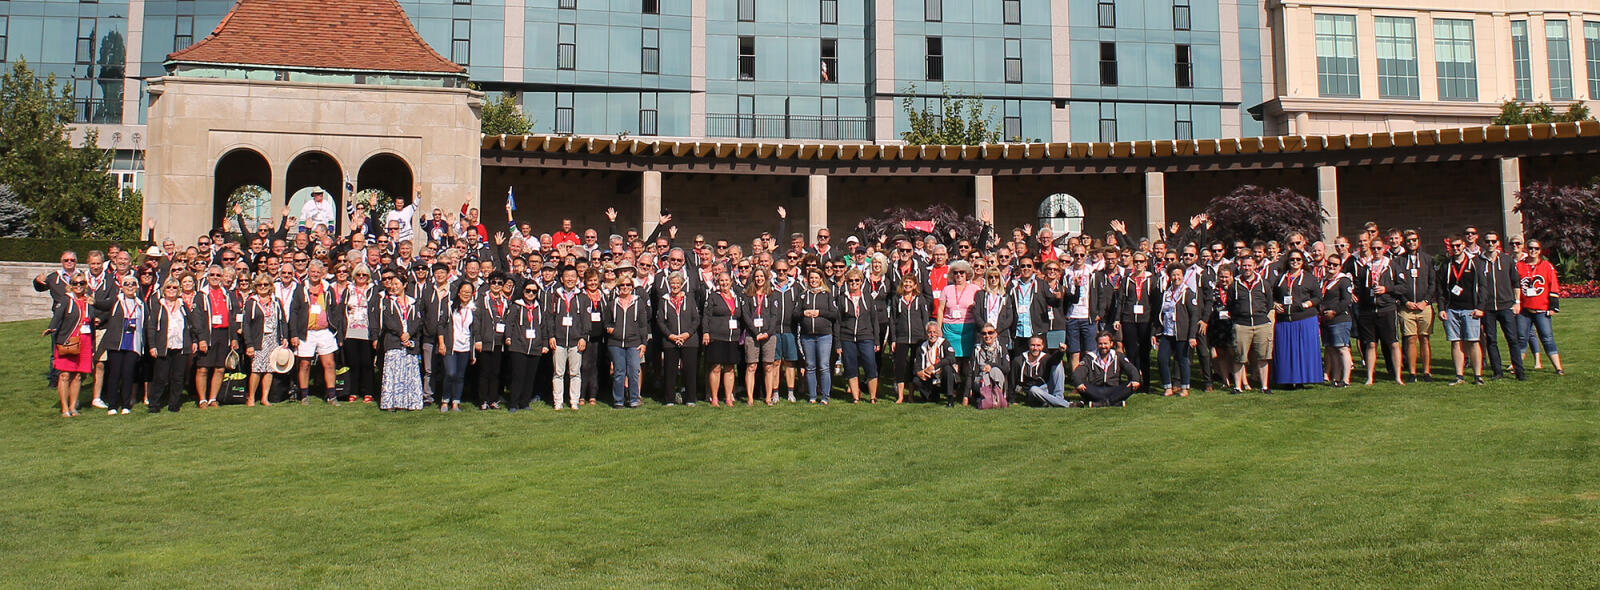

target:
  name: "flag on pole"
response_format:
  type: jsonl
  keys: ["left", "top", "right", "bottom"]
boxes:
{"left": 903, "top": 220, "right": 935, "bottom": 233}
{"left": 506, "top": 186, "right": 516, "bottom": 211}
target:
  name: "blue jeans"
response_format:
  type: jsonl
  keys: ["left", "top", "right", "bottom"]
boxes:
{"left": 609, "top": 345, "right": 642, "bottom": 406}
{"left": 442, "top": 351, "right": 471, "bottom": 404}
{"left": 1026, "top": 365, "right": 1071, "bottom": 407}
{"left": 1517, "top": 311, "right": 1559, "bottom": 355}
{"left": 1157, "top": 335, "right": 1192, "bottom": 388}
{"left": 799, "top": 334, "right": 833, "bottom": 401}
{"left": 838, "top": 339, "right": 878, "bottom": 380}
{"left": 1480, "top": 308, "right": 1523, "bottom": 376}
{"left": 1065, "top": 319, "right": 1095, "bottom": 353}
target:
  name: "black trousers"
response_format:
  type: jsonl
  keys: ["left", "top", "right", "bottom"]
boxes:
{"left": 343, "top": 339, "right": 377, "bottom": 399}
{"left": 1081, "top": 384, "right": 1134, "bottom": 406}
{"left": 662, "top": 346, "right": 699, "bottom": 405}
{"left": 150, "top": 351, "right": 188, "bottom": 411}
{"left": 1192, "top": 332, "right": 1215, "bottom": 385}
{"left": 103, "top": 349, "right": 140, "bottom": 411}
{"left": 1481, "top": 308, "right": 1524, "bottom": 377}
{"left": 507, "top": 351, "right": 542, "bottom": 409}
{"left": 1120, "top": 321, "right": 1153, "bottom": 391}
{"left": 581, "top": 339, "right": 608, "bottom": 401}
{"left": 476, "top": 349, "right": 504, "bottom": 406}
{"left": 913, "top": 366, "right": 960, "bottom": 403}
{"left": 891, "top": 343, "right": 915, "bottom": 384}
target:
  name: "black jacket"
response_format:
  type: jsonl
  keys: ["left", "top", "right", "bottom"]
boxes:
{"left": 887, "top": 294, "right": 932, "bottom": 344}
{"left": 603, "top": 296, "right": 652, "bottom": 348}
{"left": 505, "top": 298, "right": 548, "bottom": 356}
{"left": 701, "top": 290, "right": 744, "bottom": 343}
{"left": 794, "top": 288, "right": 839, "bottom": 336}
{"left": 543, "top": 288, "right": 594, "bottom": 347}
{"left": 835, "top": 291, "right": 878, "bottom": 343}
{"left": 144, "top": 298, "right": 199, "bottom": 357}
{"left": 655, "top": 294, "right": 701, "bottom": 348}
{"left": 375, "top": 293, "right": 423, "bottom": 353}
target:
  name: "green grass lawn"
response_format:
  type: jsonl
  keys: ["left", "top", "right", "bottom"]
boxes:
{"left": 1, "top": 303, "right": 1596, "bottom": 588}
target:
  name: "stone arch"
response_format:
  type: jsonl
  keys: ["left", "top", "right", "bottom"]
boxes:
{"left": 285, "top": 150, "right": 344, "bottom": 234}
{"left": 355, "top": 152, "right": 415, "bottom": 206}
{"left": 213, "top": 147, "right": 273, "bottom": 232}
{"left": 1038, "top": 193, "right": 1084, "bottom": 242}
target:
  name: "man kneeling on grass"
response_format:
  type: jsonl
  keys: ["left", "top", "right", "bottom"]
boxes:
{"left": 1072, "top": 331, "right": 1141, "bottom": 407}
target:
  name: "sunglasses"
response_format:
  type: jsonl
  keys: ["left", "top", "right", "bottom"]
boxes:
{"left": 70, "top": 281, "right": 87, "bottom": 286}
{"left": 981, "top": 330, "right": 996, "bottom": 335}
{"left": 163, "top": 286, "right": 179, "bottom": 290}
{"left": 1020, "top": 264, "right": 1035, "bottom": 268}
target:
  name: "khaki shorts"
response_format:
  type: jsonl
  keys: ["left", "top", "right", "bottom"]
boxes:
{"left": 1399, "top": 305, "right": 1433, "bottom": 337}
{"left": 1233, "top": 322, "right": 1274, "bottom": 362}
{"left": 743, "top": 336, "right": 777, "bottom": 363}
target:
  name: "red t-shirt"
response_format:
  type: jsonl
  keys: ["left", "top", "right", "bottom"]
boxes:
{"left": 1516, "top": 259, "right": 1559, "bottom": 311}
{"left": 551, "top": 231, "right": 580, "bottom": 246}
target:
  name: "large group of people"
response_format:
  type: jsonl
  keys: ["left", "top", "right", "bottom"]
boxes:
{"left": 36, "top": 193, "right": 1568, "bottom": 418}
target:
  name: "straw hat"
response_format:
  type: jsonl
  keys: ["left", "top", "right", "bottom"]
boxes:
{"left": 269, "top": 348, "right": 295, "bottom": 373}
{"left": 144, "top": 245, "right": 164, "bottom": 258}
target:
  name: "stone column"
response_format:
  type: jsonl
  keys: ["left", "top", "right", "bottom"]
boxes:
{"left": 1317, "top": 165, "right": 1340, "bottom": 242}
{"left": 973, "top": 175, "right": 994, "bottom": 223}
{"left": 641, "top": 170, "right": 662, "bottom": 238}
{"left": 808, "top": 174, "right": 828, "bottom": 239}
{"left": 1143, "top": 171, "right": 1165, "bottom": 242}
{"left": 1499, "top": 157, "right": 1524, "bottom": 239}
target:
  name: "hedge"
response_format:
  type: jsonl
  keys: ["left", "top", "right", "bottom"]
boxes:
{"left": 0, "top": 238, "right": 151, "bottom": 263}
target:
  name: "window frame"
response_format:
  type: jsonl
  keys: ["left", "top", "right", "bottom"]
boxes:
{"left": 1547, "top": 20, "right": 1574, "bottom": 101}
{"left": 557, "top": 24, "right": 577, "bottom": 70}
{"left": 1099, "top": 41, "right": 1117, "bottom": 86}
{"left": 821, "top": 38, "right": 838, "bottom": 83}
{"left": 1433, "top": 18, "right": 1477, "bottom": 101}
{"left": 1004, "top": 38, "right": 1022, "bottom": 83}
{"left": 451, "top": 19, "right": 471, "bottom": 67}
{"left": 1172, "top": 0, "right": 1190, "bottom": 31}
{"left": 641, "top": 27, "right": 660, "bottom": 74}
{"left": 1174, "top": 43, "right": 1192, "bottom": 88}
{"left": 1374, "top": 16, "right": 1419, "bottom": 100}
{"left": 1097, "top": 0, "right": 1115, "bottom": 28}
{"left": 1314, "top": 13, "right": 1360, "bottom": 98}
{"left": 925, "top": 36, "right": 944, "bottom": 81}
{"left": 737, "top": 35, "right": 756, "bottom": 80}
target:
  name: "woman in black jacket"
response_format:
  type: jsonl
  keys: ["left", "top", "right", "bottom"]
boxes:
{"left": 656, "top": 272, "right": 701, "bottom": 406}
{"left": 887, "top": 276, "right": 931, "bottom": 403}
{"left": 1272, "top": 251, "right": 1324, "bottom": 389}
{"left": 740, "top": 267, "right": 782, "bottom": 405}
{"left": 472, "top": 272, "right": 513, "bottom": 410}
{"left": 794, "top": 267, "right": 839, "bottom": 403}
{"left": 701, "top": 272, "right": 743, "bottom": 407}
{"left": 95, "top": 275, "right": 147, "bottom": 414}
{"left": 242, "top": 276, "right": 287, "bottom": 406}
{"left": 1153, "top": 264, "right": 1203, "bottom": 397}
{"left": 145, "top": 277, "right": 198, "bottom": 413}
{"left": 604, "top": 278, "right": 651, "bottom": 408}
{"left": 504, "top": 281, "right": 548, "bottom": 411}
{"left": 835, "top": 269, "right": 880, "bottom": 403}
{"left": 1317, "top": 258, "right": 1355, "bottom": 387}
{"left": 376, "top": 270, "right": 424, "bottom": 411}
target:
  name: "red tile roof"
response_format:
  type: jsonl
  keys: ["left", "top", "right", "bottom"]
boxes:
{"left": 167, "top": 0, "right": 465, "bottom": 75}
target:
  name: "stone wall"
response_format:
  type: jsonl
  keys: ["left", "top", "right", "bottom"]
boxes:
{"left": 0, "top": 262, "right": 64, "bottom": 323}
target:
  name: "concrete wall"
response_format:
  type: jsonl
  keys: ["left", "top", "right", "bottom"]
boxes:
{"left": 144, "top": 76, "right": 484, "bottom": 244}
{"left": 0, "top": 262, "right": 66, "bottom": 323}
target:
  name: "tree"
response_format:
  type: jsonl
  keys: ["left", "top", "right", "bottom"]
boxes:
{"left": 480, "top": 92, "right": 534, "bottom": 136}
{"left": 900, "top": 84, "right": 1002, "bottom": 145}
{"left": 1514, "top": 181, "right": 1600, "bottom": 282}
{"left": 1201, "top": 185, "right": 1326, "bottom": 246}
{"left": 0, "top": 59, "right": 118, "bottom": 238}
{"left": 85, "top": 188, "right": 142, "bottom": 241}
{"left": 1492, "top": 101, "right": 1593, "bottom": 125}
{"left": 0, "top": 185, "right": 33, "bottom": 238}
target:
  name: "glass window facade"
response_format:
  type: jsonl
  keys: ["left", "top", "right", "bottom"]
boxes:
{"left": 1433, "top": 18, "right": 1476, "bottom": 101}
{"left": 1547, "top": 20, "right": 1573, "bottom": 100}
{"left": 1511, "top": 21, "right": 1532, "bottom": 102}
{"left": 1587, "top": 22, "right": 1600, "bottom": 100}
{"left": 1375, "top": 16, "right": 1417, "bottom": 100}
{"left": 1315, "top": 14, "right": 1358, "bottom": 98}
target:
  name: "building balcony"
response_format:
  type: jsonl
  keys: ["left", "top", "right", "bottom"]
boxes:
{"left": 706, "top": 114, "right": 872, "bottom": 141}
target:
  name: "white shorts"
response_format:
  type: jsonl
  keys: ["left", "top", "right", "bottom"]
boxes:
{"left": 296, "top": 329, "right": 339, "bottom": 357}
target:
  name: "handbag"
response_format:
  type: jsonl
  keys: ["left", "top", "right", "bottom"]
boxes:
{"left": 55, "top": 305, "right": 86, "bottom": 356}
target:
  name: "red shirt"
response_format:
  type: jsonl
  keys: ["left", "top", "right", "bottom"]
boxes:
{"left": 1516, "top": 259, "right": 1559, "bottom": 311}
{"left": 551, "top": 231, "right": 580, "bottom": 246}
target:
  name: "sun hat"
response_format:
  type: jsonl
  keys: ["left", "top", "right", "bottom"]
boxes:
{"left": 270, "top": 348, "right": 295, "bottom": 374}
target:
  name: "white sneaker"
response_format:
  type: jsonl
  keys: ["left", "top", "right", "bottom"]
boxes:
{"left": 120, "top": 408, "right": 131, "bottom": 415}
{"left": 107, "top": 409, "right": 117, "bottom": 416}
{"left": 787, "top": 393, "right": 796, "bottom": 403}
{"left": 91, "top": 398, "right": 108, "bottom": 409}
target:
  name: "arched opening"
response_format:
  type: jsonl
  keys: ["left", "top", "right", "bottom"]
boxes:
{"left": 285, "top": 150, "right": 344, "bottom": 234}
{"left": 1038, "top": 193, "right": 1084, "bottom": 244}
{"left": 213, "top": 148, "right": 272, "bottom": 232}
{"left": 355, "top": 153, "right": 414, "bottom": 222}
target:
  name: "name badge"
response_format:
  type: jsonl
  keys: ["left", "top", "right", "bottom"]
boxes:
{"left": 80, "top": 324, "right": 93, "bottom": 334}
{"left": 212, "top": 314, "right": 224, "bottom": 325}
{"left": 1132, "top": 304, "right": 1144, "bottom": 315}
{"left": 933, "top": 291, "right": 942, "bottom": 300}
{"left": 1047, "top": 310, "right": 1056, "bottom": 322}
{"left": 1523, "top": 287, "right": 1537, "bottom": 297}
{"left": 1450, "top": 285, "right": 1463, "bottom": 296}
{"left": 234, "top": 313, "right": 243, "bottom": 323}
{"left": 1218, "top": 310, "right": 1231, "bottom": 320}
{"left": 495, "top": 322, "right": 505, "bottom": 333}
{"left": 1282, "top": 296, "right": 1293, "bottom": 306}
{"left": 590, "top": 312, "right": 601, "bottom": 322}
{"left": 562, "top": 316, "right": 573, "bottom": 326}
{"left": 309, "top": 304, "right": 322, "bottom": 314}
{"left": 753, "top": 318, "right": 764, "bottom": 328}
{"left": 524, "top": 328, "right": 536, "bottom": 340}
{"left": 728, "top": 319, "right": 739, "bottom": 331}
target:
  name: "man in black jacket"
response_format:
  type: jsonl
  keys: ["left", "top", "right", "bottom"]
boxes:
{"left": 1073, "top": 331, "right": 1141, "bottom": 407}
{"left": 1476, "top": 231, "right": 1524, "bottom": 380}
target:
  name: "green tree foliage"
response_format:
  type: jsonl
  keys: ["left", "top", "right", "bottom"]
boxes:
{"left": 481, "top": 92, "right": 535, "bottom": 136}
{"left": 899, "top": 84, "right": 1002, "bottom": 145}
{"left": 0, "top": 59, "right": 118, "bottom": 238}
{"left": 85, "top": 188, "right": 142, "bottom": 241}
{"left": 1492, "top": 101, "right": 1593, "bottom": 125}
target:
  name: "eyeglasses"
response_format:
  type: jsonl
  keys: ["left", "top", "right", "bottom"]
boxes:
{"left": 981, "top": 330, "right": 996, "bottom": 335}
{"left": 846, "top": 278, "right": 862, "bottom": 283}
{"left": 354, "top": 273, "right": 370, "bottom": 278}
{"left": 70, "top": 281, "right": 87, "bottom": 286}
{"left": 336, "top": 269, "right": 350, "bottom": 274}
{"left": 1464, "top": 230, "right": 1478, "bottom": 235}
{"left": 198, "top": 241, "right": 212, "bottom": 246}
{"left": 1529, "top": 246, "right": 1542, "bottom": 251}
{"left": 1133, "top": 259, "right": 1148, "bottom": 264}
{"left": 1486, "top": 239, "right": 1500, "bottom": 244}
{"left": 1288, "top": 257, "right": 1304, "bottom": 263}
{"left": 1020, "top": 263, "right": 1035, "bottom": 269}
{"left": 163, "top": 286, "right": 179, "bottom": 291}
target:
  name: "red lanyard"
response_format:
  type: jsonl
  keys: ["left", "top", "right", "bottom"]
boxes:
{"left": 1132, "top": 275, "right": 1146, "bottom": 300}
{"left": 1450, "top": 259, "right": 1469, "bottom": 284}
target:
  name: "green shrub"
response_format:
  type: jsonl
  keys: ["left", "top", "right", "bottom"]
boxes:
{"left": 0, "top": 237, "right": 150, "bottom": 262}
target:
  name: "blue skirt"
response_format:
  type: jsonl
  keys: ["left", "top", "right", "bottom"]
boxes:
{"left": 943, "top": 322, "right": 975, "bottom": 358}
{"left": 1274, "top": 315, "right": 1322, "bottom": 385}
